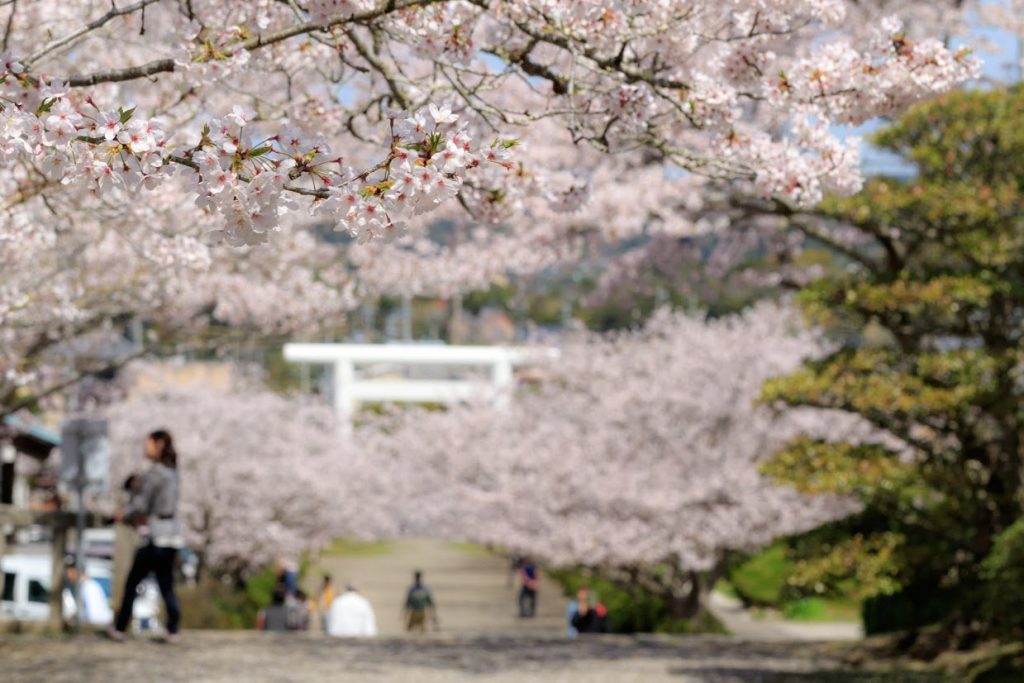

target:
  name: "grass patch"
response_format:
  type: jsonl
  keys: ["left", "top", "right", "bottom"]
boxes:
{"left": 729, "top": 543, "right": 790, "bottom": 606}
{"left": 448, "top": 541, "right": 494, "bottom": 556}
{"left": 179, "top": 566, "right": 280, "bottom": 630}
{"left": 784, "top": 597, "right": 861, "bottom": 622}
{"left": 714, "top": 578, "right": 740, "bottom": 600}
{"left": 728, "top": 544, "right": 861, "bottom": 623}
{"left": 321, "top": 538, "right": 393, "bottom": 557}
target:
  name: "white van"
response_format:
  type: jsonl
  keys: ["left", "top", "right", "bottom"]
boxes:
{"left": 1, "top": 553, "right": 113, "bottom": 622}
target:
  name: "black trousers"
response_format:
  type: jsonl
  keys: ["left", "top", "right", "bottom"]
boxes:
{"left": 519, "top": 587, "right": 537, "bottom": 617}
{"left": 115, "top": 545, "right": 180, "bottom": 634}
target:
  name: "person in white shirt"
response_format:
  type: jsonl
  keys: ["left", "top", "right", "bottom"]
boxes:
{"left": 63, "top": 559, "right": 113, "bottom": 626}
{"left": 326, "top": 583, "right": 377, "bottom": 638}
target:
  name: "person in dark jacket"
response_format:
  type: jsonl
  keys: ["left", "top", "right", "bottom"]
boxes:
{"left": 404, "top": 570, "right": 438, "bottom": 632}
{"left": 107, "top": 429, "right": 183, "bottom": 642}
{"left": 570, "top": 586, "right": 608, "bottom": 634}
{"left": 518, "top": 558, "right": 540, "bottom": 618}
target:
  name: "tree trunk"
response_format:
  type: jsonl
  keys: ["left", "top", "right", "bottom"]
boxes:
{"left": 664, "top": 571, "right": 705, "bottom": 619}
{"left": 665, "top": 560, "right": 728, "bottom": 620}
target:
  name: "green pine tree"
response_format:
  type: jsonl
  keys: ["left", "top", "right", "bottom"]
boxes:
{"left": 762, "top": 86, "right": 1024, "bottom": 642}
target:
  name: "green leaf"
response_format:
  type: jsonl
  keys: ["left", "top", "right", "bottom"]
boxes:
{"left": 119, "top": 106, "right": 136, "bottom": 124}
{"left": 35, "top": 97, "right": 55, "bottom": 116}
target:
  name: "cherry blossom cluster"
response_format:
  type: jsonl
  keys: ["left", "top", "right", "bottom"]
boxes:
{"left": 307, "top": 0, "right": 377, "bottom": 26}
{"left": 187, "top": 102, "right": 518, "bottom": 245}
{"left": 0, "top": 68, "right": 169, "bottom": 192}
{"left": 1, "top": 43, "right": 516, "bottom": 244}
{"left": 387, "top": 2, "right": 482, "bottom": 65}
{"left": 600, "top": 84, "right": 657, "bottom": 135}
{"left": 474, "top": 0, "right": 979, "bottom": 204}
{"left": 314, "top": 104, "right": 518, "bottom": 242}
{"left": 171, "top": 20, "right": 253, "bottom": 86}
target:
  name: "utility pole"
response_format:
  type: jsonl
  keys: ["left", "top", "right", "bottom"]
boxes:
{"left": 60, "top": 418, "right": 109, "bottom": 631}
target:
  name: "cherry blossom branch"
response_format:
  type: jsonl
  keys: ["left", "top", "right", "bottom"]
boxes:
{"left": 60, "top": 0, "right": 451, "bottom": 88}
{"left": 468, "top": 1, "right": 693, "bottom": 91}
{"left": 344, "top": 26, "right": 410, "bottom": 110}
{"left": 24, "top": 0, "right": 162, "bottom": 67}
{"left": 1, "top": 0, "right": 15, "bottom": 52}
{"left": 729, "top": 195, "right": 882, "bottom": 273}
{"left": 0, "top": 346, "right": 149, "bottom": 420}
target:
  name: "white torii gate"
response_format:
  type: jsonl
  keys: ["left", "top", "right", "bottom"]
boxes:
{"left": 283, "top": 343, "right": 547, "bottom": 427}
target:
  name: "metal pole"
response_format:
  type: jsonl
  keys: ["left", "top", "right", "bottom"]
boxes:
{"left": 48, "top": 524, "right": 67, "bottom": 631}
{"left": 73, "top": 429, "right": 85, "bottom": 631}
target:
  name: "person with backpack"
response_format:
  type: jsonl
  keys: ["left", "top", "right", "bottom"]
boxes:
{"left": 403, "top": 570, "right": 438, "bottom": 633}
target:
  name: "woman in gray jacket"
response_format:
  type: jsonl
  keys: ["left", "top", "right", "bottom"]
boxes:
{"left": 108, "top": 429, "right": 183, "bottom": 642}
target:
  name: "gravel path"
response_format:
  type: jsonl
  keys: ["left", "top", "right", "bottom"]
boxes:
{"left": 0, "top": 632, "right": 941, "bottom": 682}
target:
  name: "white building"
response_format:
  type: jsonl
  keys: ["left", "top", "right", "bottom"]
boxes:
{"left": 283, "top": 343, "right": 555, "bottom": 428}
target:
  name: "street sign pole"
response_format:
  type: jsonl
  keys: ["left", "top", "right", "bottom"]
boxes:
{"left": 73, "top": 440, "right": 85, "bottom": 630}
{"left": 60, "top": 417, "right": 109, "bottom": 631}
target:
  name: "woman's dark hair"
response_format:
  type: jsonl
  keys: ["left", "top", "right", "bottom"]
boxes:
{"left": 148, "top": 429, "right": 177, "bottom": 468}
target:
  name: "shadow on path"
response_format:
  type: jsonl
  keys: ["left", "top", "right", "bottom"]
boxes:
{"left": 0, "top": 632, "right": 938, "bottom": 683}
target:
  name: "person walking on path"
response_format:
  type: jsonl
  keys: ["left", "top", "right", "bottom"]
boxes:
{"left": 107, "top": 429, "right": 183, "bottom": 643}
{"left": 518, "top": 557, "right": 540, "bottom": 618}
{"left": 404, "top": 570, "right": 438, "bottom": 633}
{"left": 327, "top": 583, "right": 378, "bottom": 638}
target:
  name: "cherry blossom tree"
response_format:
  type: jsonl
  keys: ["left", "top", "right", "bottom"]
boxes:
{"left": 0, "top": 0, "right": 979, "bottom": 252}
{"left": 105, "top": 379, "right": 391, "bottom": 577}
{"left": 0, "top": 207, "right": 359, "bottom": 419}
{"left": 0, "top": 1, "right": 993, "bottom": 411}
{"left": 354, "top": 303, "right": 887, "bottom": 616}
